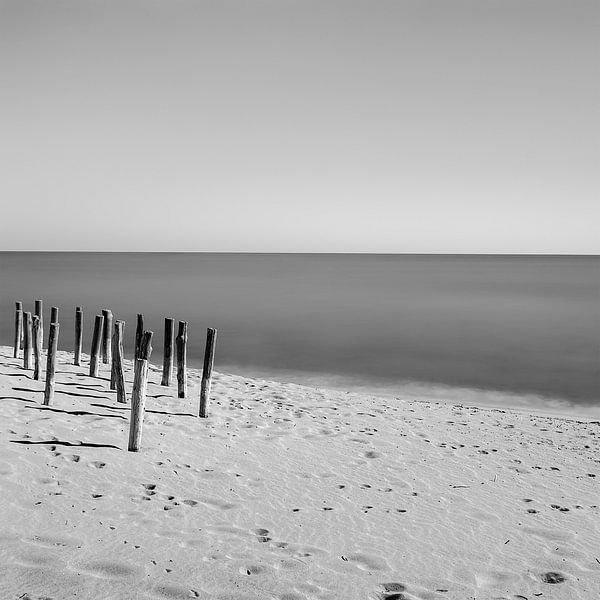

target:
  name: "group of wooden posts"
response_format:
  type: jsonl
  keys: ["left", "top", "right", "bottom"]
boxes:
{"left": 13, "top": 300, "right": 217, "bottom": 452}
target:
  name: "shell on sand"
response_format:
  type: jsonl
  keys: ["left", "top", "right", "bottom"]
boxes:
{"left": 0, "top": 345, "right": 598, "bottom": 600}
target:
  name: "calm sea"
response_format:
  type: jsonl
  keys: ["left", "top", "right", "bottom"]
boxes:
{"left": 1, "top": 253, "right": 598, "bottom": 416}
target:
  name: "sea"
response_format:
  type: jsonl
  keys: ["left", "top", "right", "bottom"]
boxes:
{"left": 1, "top": 253, "right": 598, "bottom": 417}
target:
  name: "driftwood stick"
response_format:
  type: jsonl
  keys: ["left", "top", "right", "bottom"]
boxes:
{"left": 101, "top": 309, "right": 113, "bottom": 364}
{"left": 50, "top": 306, "right": 59, "bottom": 324}
{"left": 112, "top": 321, "right": 127, "bottom": 403}
{"left": 74, "top": 307, "right": 83, "bottom": 366}
{"left": 161, "top": 318, "right": 174, "bottom": 386}
{"left": 199, "top": 328, "right": 217, "bottom": 418}
{"left": 23, "top": 312, "right": 33, "bottom": 370}
{"left": 175, "top": 321, "right": 188, "bottom": 398}
{"left": 89, "top": 315, "right": 104, "bottom": 377}
{"left": 128, "top": 358, "right": 149, "bottom": 452}
{"left": 135, "top": 313, "right": 144, "bottom": 359}
{"left": 43, "top": 322, "right": 59, "bottom": 405}
{"left": 32, "top": 315, "right": 42, "bottom": 380}
{"left": 34, "top": 299, "right": 43, "bottom": 348}
{"left": 14, "top": 301, "right": 23, "bottom": 358}
{"left": 139, "top": 331, "right": 153, "bottom": 361}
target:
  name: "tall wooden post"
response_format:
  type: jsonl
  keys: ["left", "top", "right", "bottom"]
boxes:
{"left": 135, "top": 314, "right": 144, "bottom": 359}
{"left": 139, "top": 331, "right": 153, "bottom": 361}
{"left": 14, "top": 301, "right": 23, "bottom": 358}
{"left": 89, "top": 315, "right": 104, "bottom": 377}
{"left": 101, "top": 309, "right": 113, "bottom": 364}
{"left": 199, "top": 328, "right": 217, "bottom": 418}
{"left": 161, "top": 318, "right": 174, "bottom": 386}
{"left": 128, "top": 358, "right": 149, "bottom": 452}
{"left": 50, "top": 306, "right": 59, "bottom": 324}
{"left": 23, "top": 312, "right": 33, "bottom": 370}
{"left": 32, "top": 315, "right": 43, "bottom": 380}
{"left": 111, "top": 321, "right": 126, "bottom": 403}
{"left": 74, "top": 307, "right": 83, "bottom": 366}
{"left": 34, "top": 299, "right": 43, "bottom": 348}
{"left": 175, "top": 321, "right": 188, "bottom": 398}
{"left": 43, "top": 322, "right": 59, "bottom": 406}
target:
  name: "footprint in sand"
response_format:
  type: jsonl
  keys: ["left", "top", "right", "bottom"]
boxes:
{"left": 78, "top": 560, "right": 139, "bottom": 579}
{"left": 90, "top": 461, "right": 106, "bottom": 469}
{"left": 540, "top": 572, "right": 566, "bottom": 584}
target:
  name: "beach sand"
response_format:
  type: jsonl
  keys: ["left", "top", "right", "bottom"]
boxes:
{"left": 0, "top": 344, "right": 598, "bottom": 600}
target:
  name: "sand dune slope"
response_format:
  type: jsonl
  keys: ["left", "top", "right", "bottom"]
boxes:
{"left": 0, "top": 345, "right": 598, "bottom": 600}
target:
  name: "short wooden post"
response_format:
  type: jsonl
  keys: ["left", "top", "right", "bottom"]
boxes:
{"left": 32, "top": 315, "right": 43, "bottom": 380}
{"left": 34, "top": 299, "right": 43, "bottom": 348}
{"left": 50, "top": 306, "right": 59, "bottom": 324}
{"left": 101, "top": 309, "right": 113, "bottom": 364}
{"left": 43, "top": 322, "right": 59, "bottom": 405}
{"left": 161, "top": 318, "right": 174, "bottom": 386}
{"left": 128, "top": 358, "right": 149, "bottom": 452}
{"left": 14, "top": 301, "right": 23, "bottom": 358}
{"left": 74, "top": 307, "right": 83, "bottom": 366}
{"left": 23, "top": 312, "right": 33, "bottom": 370}
{"left": 139, "top": 331, "right": 153, "bottom": 360}
{"left": 89, "top": 315, "right": 104, "bottom": 377}
{"left": 135, "top": 313, "right": 144, "bottom": 359}
{"left": 199, "top": 328, "right": 217, "bottom": 417}
{"left": 175, "top": 321, "right": 187, "bottom": 398}
{"left": 111, "top": 321, "right": 127, "bottom": 403}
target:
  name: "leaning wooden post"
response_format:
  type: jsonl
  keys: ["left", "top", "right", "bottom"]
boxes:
{"left": 14, "top": 301, "right": 23, "bottom": 358}
{"left": 50, "top": 306, "right": 59, "bottom": 324}
{"left": 111, "top": 321, "right": 127, "bottom": 403}
{"left": 43, "top": 322, "right": 59, "bottom": 406}
{"left": 34, "top": 299, "right": 43, "bottom": 348}
{"left": 23, "top": 312, "right": 33, "bottom": 370}
{"left": 175, "top": 321, "right": 188, "bottom": 398}
{"left": 140, "top": 331, "right": 153, "bottom": 361}
{"left": 32, "top": 315, "right": 43, "bottom": 380}
{"left": 161, "top": 318, "right": 174, "bottom": 386}
{"left": 135, "top": 313, "right": 144, "bottom": 359}
{"left": 101, "top": 309, "right": 113, "bottom": 364}
{"left": 128, "top": 358, "right": 149, "bottom": 452}
{"left": 74, "top": 307, "right": 83, "bottom": 366}
{"left": 89, "top": 315, "right": 104, "bottom": 377}
{"left": 199, "top": 328, "right": 217, "bottom": 418}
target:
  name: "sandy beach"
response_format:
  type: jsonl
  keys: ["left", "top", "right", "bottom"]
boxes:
{"left": 0, "top": 344, "right": 598, "bottom": 600}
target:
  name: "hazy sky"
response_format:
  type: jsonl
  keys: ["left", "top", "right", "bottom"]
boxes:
{"left": 1, "top": 0, "right": 598, "bottom": 252}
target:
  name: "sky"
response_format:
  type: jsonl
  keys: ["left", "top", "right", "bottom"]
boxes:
{"left": 0, "top": 0, "right": 598, "bottom": 253}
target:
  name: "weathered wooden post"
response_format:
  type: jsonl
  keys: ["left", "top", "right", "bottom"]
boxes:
{"left": 139, "top": 331, "right": 153, "bottom": 360}
{"left": 23, "top": 312, "right": 33, "bottom": 370}
{"left": 101, "top": 309, "right": 113, "bottom": 364}
{"left": 161, "top": 318, "right": 174, "bottom": 386}
{"left": 34, "top": 299, "right": 43, "bottom": 347}
{"left": 74, "top": 307, "right": 83, "bottom": 366}
{"left": 89, "top": 315, "right": 104, "bottom": 377}
{"left": 175, "top": 321, "right": 188, "bottom": 398}
{"left": 50, "top": 306, "right": 59, "bottom": 324}
{"left": 135, "top": 314, "right": 144, "bottom": 359}
{"left": 43, "top": 322, "right": 59, "bottom": 405}
{"left": 111, "top": 321, "right": 127, "bottom": 403}
{"left": 128, "top": 358, "right": 149, "bottom": 452}
{"left": 199, "top": 328, "right": 217, "bottom": 418}
{"left": 14, "top": 301, "right": 23, "bottom": 358}
{"left": 32, "top": 315, "right": 43, "bottom": 380}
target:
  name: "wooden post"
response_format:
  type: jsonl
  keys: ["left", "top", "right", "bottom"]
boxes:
{"left": 101, "top": 309, "right": 113, "bottom": 364}
{"left": 128, "top": 358, "right": 149, "bottom": 452}
{"left": 74, "top": 307, "right": 83, "bottom": 366}
{"left": 14, "top": 301, "right": 23, "bottom": 358}
{"left": 135, "top": 313, "right": 144, "bottom": 359}
{"left": 175, "top": 321, "right": 188, "bottom": 398}
{"left": 23, "top": 312, "right": 33, "bottom": 370}
{"left": 111, "top": 321, "right": 127, "bottom": 403}
{"left": 32, "top": 315, "right": 43, "bottom": 380}
{"left": 43, "top": 322, "right": 59, "bottom": 405}
{"left": 199, "top": 328, "right": 217, "bottom": 418}
{"left": 34, "top": 299, "right": 43, "bottom": 348}
{"left": 161, "top": 318, "right": 174, "bottom": 386}
{"left": 50, "top": 306, "right": 59, "bottom": 324}
{"left": 139, "top": 331, "right": 153, "bottom": 360}
{"left": 89, "top": 315, "right": 104, "bottom": 377}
